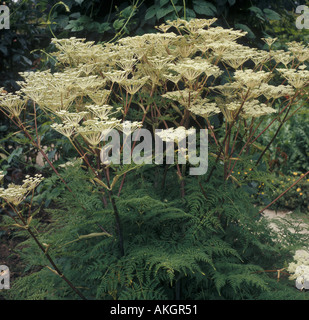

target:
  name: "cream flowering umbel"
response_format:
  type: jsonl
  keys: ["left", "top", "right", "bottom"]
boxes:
{"left": 0, "top": 17, "right": 305, "bottom": 126}
{"left": 0, "top": 17, "right": 307, "bottom": 176}
{"left": 56, "top": 110, "right": 89, "bottom": 125}
{"left": 277, "top": 67, "right": 309, "bottom": 89}
{"left": 0, "top": 90, "right": 27, "bottom": 117}
{"left": 51, "top": 122, "right": 76, "bottom": 138}
{"left": 156, "top": 126, "right": 195, "bottom": 144}
{"left": 188, "top": 98, "right": 220, "bottom": 118}
{"left": 0, "top": 174, "right": 44, "bottom": 206}
{"left": 288, "top": 250, "right": 309, "bottom": 290}
{"left": 76, "top": 118, "right": 122, "bottom": 147}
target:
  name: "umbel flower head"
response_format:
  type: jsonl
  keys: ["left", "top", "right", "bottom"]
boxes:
{"left": 224, "top": 100, "right": 276, "bottom": 119}
{"left": 156, "top": 126, "right": 195, "bottom": 144}
{"left": 76, "top": 118, "right": 122, "bottom": 147}
{"left": 0, "top": 89, "right": 27, "bottom": 117}
{"left": 277, "top": 67, "right": 309, "bottom": 89}
{"left": 118, "top": 76, "right": 150, "bottom": 95}
{"left": 22, "top": 174, "right": 44, "bottom": 191}
{"left": 56, "top": 110, "right": 89, "bottom": 126}
{"left": 169, "top": 58, "right": 222, "bottom": 83}
{"left": 7, "top": 16, "right": 307, "bottom": 148}
{"left": 51, "top": 122, "right": 76, "bottom": 138}
{"left": 162, "top": 89, "right": 200, "bottom": 107}
{"left": 189, "top": 98, "right": 221, "bottom": 118}
{"left": 85, "top": 105, "right": 115, "bottom": 120}
{"left": 288, "top": 249, "right": 309, "bottom": 290}
{"left": 0, "top": 173, "right": 44, "bottom": 206}
{"left": 233, "top": 69, "right": 272, "bottom": 89}
{"left": 287, "top": 41, "right": 309, "bottom": 63}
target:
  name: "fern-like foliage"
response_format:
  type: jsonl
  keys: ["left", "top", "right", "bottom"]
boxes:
{"left": 5, "top": 163, "right": 308, "bottom": 300}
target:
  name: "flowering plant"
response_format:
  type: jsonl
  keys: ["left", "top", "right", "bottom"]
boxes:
{"left": 288, "top": 250, "right": 309, "bottom": 290}
{"left": 1, "top": 18, "right": 309, "bottom": 299}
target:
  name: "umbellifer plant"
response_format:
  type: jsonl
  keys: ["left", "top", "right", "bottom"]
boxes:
{"left": 1, "top": 18, "right": 309, "bottom": 300}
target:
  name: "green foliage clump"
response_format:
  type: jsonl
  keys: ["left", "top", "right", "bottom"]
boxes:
{"left": 4, "top": 163, "right": 307, "bottom": 300}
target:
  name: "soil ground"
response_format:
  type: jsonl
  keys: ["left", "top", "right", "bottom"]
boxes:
{"left": 262, "top": 209, "right": 309, "bottom": 234}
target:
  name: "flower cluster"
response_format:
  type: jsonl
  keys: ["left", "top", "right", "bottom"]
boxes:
{"left": 0, "top": 90, "right": 27, "bottom": 117}
{"left": 0, "top": 174, "right": 44, "bottom": 206}
{"left": 1, "top": 17, "right": 307, "bottom": 166}
{"left": 278, "top": 66, "right": 309, "bottom": 89}
{"left": 155, "top": 126, "right": 195, "bottom": 144}
{"left": 288, "top": 250, "right": 309, "bottom": 290}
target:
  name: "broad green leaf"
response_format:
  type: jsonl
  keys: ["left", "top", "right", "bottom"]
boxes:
{"left": 21, "top": 55, "right": 32, "bottom": 66}
{"left": 113, "top": 19, "right": 125, "bottom": 30}
{"left": 263, "top": 8, "right": 281, "bottom": 21}
{"left": 185, "top": 8, "right": 196, "bottom": 18}
{"left": 64, "top": 20, "right": 83, "bottom": 31}
{"left": 7, "top": 147, "right": 23, "bottom": 164}
{"left": 0, "top": 153, "right": 7, "bottom": 160}
{"left": 145, "top": 5, "right": 157, "bottom": 20}
{"left": 248, "top": 6, "right": 265, "bottom": 21}
{"left": 0, "top": 45, "right": 8, "bottom": 56}
{"left": 98, "top": 22, "right": 111, "bottom": 33}
{"left": 48, "top": 149, "right": 57, "bottom": 161}
{"left": 78, "top": 15, "right": 92, "bottom": 23}
{"left": 156, "top": 6, "right": 175, "bottom": 20}
{"left": 160, "top": 0, "right": 170, "bottom": 7}
{"left": 121, "top": 6, "right": 135, "bottom": 19}
{"left": 249, "top": 6, "right": 263, "bottom": 16}
{"left": 234, "top": 23, "right": 255, "bottom": 39}
{"left": 193, "top": 0, "right": 217, "bottom": 16}
{"left": 70, "top": 12, "right": 81, "bottom": 19}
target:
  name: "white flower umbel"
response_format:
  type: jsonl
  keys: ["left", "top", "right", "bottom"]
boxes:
{"left": 277, "top": 67, "right": 309, "bottom": 89}
{"left": 189, "top": 98, "right": 221, "bottom": 118}
{"left": 287, "top": 41, "right": 309, "bottom": 63}
{"left": 56, "top": 110, "right": 89, "bottom": 126}
{"left": 155, "top": 126, "right": 195, "bottom": 144}
{"left": 234, "top": 69, "right": 272, "bottom": 89}
{"left": 288, "top": 249, "right": 309, "bottom": 290}
{"left": 85, "top": 105, "right": 115, "bottom": 121}
{"left": 0, "top": 174, "right": 44, "bottom": 206}
{"left": 51, "top": 122, "right": 76, "bottom": 138}
{"left": 0, "top": 90, "right": 27, "bottom": 117}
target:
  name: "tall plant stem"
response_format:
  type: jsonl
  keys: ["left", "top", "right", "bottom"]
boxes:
{"left": 205, "top": 90, "right": 250, "bottom": 183}
{"left": 15, "top": 118, "right": 73, "bottom": 193}
{"left": 256, "top": 170, "right": 309, "bottom": 216}
{"left": 94, "top": 147, "right": 124, "bottom": 256}
{"left": 223, "top": 121, "right": 231, "bottom": 181}
{"left": 256, "top": 93, "right": 298, "bottom": 166}
{"left": 2, "top": 110, "right": 111, "bottom": 235}
{"left": 117, "top": 93, "right": 154, "bottom": 196}
{"left": 103, "top": 166, "right": 125, "bottom": 257}
{"left": 6, "top": 201, "right": 87, "bottom": 300}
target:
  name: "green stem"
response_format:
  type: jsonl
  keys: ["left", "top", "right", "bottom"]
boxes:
{"left": 256, "top": 170, "right": 309, "bottom": 216}
{"left": 6, "top": 201, "right": 87, "bottom": 300}
{"left": 47, "top": 1, "right": 70, "bottom": 39}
